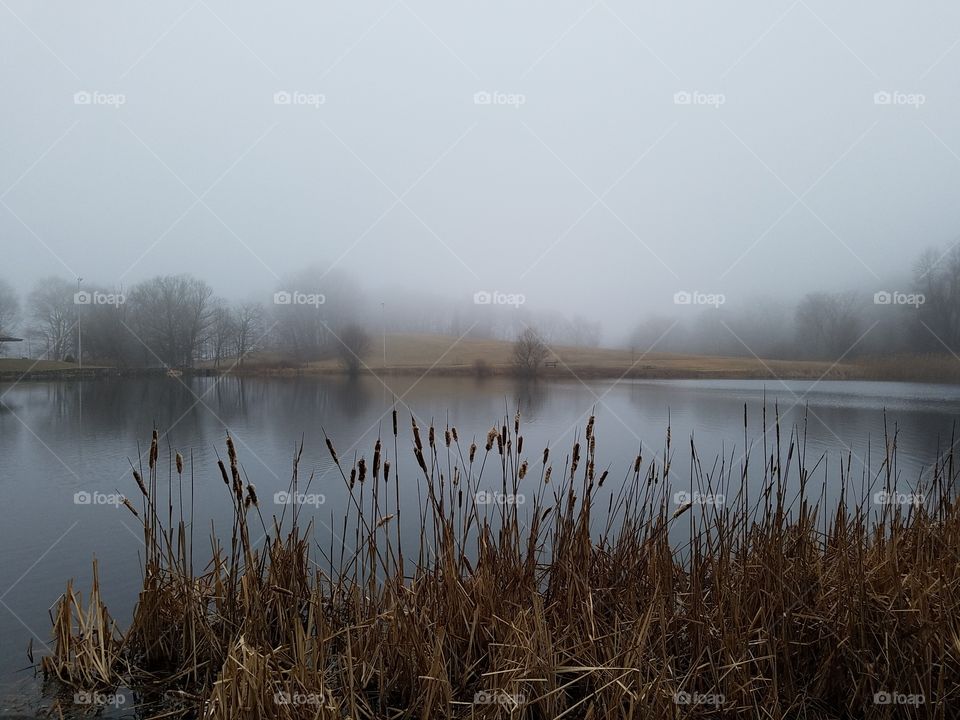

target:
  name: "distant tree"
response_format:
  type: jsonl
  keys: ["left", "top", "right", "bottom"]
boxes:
{"left": 0, "top": 278, "right": 20, "bottom": 355}
{"left": 233, "top": 302, "right": 265, "bottom": 365}
{"left": 28, "top": 277, "right": 75, "bottom": 361}
{"left": 209, "top": 300, "right": 236, "bottom": 368}
{"left": 794, "top": 291, "right": 862, "bottom": 360}
{"left": 512, "top": 327, "right": 548, "bottom": 376}
{"left": 128, "top": 274, "right": 214, "bottom": 368}
{"left": 335, "top": 324, "right": 371, "bottom": 375}
{"left": 914, "top": 245, "right": 960, "bottom": 352}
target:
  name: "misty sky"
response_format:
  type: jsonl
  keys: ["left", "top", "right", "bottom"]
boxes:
{"left": 3, "top": 0, "right": 960, "bottom": 339}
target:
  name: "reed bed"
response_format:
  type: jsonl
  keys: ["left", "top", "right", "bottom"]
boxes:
{"left": 41, "top": 412, "right": 960, "bottom": 718}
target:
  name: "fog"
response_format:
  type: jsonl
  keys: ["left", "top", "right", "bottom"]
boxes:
{"left": 3, "top": 0, "right": 960, "bottom": 346}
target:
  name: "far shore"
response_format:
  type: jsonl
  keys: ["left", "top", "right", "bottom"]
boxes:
{"left": 2, "top": 333, "right": 958, "bottom": 384}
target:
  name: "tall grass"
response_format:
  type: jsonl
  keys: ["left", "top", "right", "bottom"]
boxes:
{"left": 42, "top": 413, "right": 960, "bottom": 718}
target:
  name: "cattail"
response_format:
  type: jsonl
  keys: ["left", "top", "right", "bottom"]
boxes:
{"left": 545, "top": 467, "right": 552, "bottom": 484}
{"left": 392, "top": 409, "right": 398, "bottom": 437}
{"left": 218, "top": 459, "right": 229, "bottom": 485}
{"left": 571, "top": 443, "right": 581, "bottom": 475}
{"left": 444, "top": 429, "right": 451, "bottom": 447}
{"left": 132, "top": 469, "right": 148, "bottom": 497}
{"left": 543, "top": 447, "right": 549, "bottom": 465}
{"left": 598, "top": 469, "right": 608, "bottom": 487}
{"left": 412, "top": 419, "right": 422, "bottom": 451}
{"left": 634, "top": 454, "right": 642, "bottom": 474}
{"left": 373, "top": 440, "right": 381, "bottom": 479}
{"left": 517, "top": 436, "right": 523, "bottom": 455}
{"left": 519, "top": 461, "right": 528, "bottom": 480}
{"left": 245, "top": 484, "right": 258, "bottom": 507}
{"left": 451, "top": 427, "right": 458, "bottom": 443}
{"left": 671, "top": 500, "right": 692, "bottom": 520}
{"left": 149, "top": 430, "right": 158, "bottom": 469}
{"left": 384, "top": 461, "right": 391, "bottom": 482}
{"left": 415, "top": 448, "right": 428, "bottom": 474}
{"left": 586, "top": 415, "right": 595, "bottom": 441}
{"left": 589, "top": 435, "right": 595, "bottom": 457}
{"left": 358, "top": 457, "right": 367, "bottom": 483}
{"left": 175, "top": 452, "right": 183, "bottom": 475}
{"left": 485, "top": 428, "right": 497, "bottom": 452}
{"left": 232, "top": 467, "right": 243, "bottom": 503}
{"left": 349, "top": 467, "right": 356, "bottom": 489}
{"left": 588, "top": 460, "right": 595, "bottom": 481}
{"left": 496, "top": 433, "right": 504, "bottom": 455}
{"left": 226, "top": 434, "right": 237, "bottom": 468}
{"left": 325, "top": 437, "right": 339, "bottom": 465}
{"left": 376, "top": 514, "right": 395, "bottom": 530}
{"left": 121, "top": 496, "right": 140, "bottom": 518}
{"left": 469, "top": 443, "right": 477, "bottom": 463}
{"left": 501, "top": 424, "right": 507, "bottom": 446}
{"left": 453, "top": 467, "right": 460, "bottom": 486}
{"left": 428, "top": 425, "right": 435, "bottom": 449}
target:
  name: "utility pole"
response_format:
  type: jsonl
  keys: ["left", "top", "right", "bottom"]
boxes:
{"left": 381, "top": 302, "right": 386, "bottom": 368}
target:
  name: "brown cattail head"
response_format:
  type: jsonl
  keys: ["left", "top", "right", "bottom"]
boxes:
{"left": 543, "top": 447, "right": 549, "bottom": 465}
{"left": 232, "top": 467, "right": 243, "bottom": 503}
{"left": 428, "top": 425, "right": 435, "bottom": 449}
{"left": 376, "top": 514, "right": 395, "bottom": 530}
{"left": 571, "top": 443, "right": 581, "bottom": 474}
{"left": 501, "top": 424, "right": 507, "bottom": 446}
{"left": 383, "top": 461, "right": 391, "bottom": 482}
{"left": 586, "top": 415, "right": 595, "bottom": 441}
{"left": 634, "top": 454, "right": 642, "bottom": 474}
{"left": 218, "top": 460, "right": 229, "bottom": 485}
{"left": 496, "top": 433, "right": 504, "bottom": 455}
{"left": 444, "top": 429, "right": 451, "bottom": 447}
{"left": 325, "top": 437, "right": 339, "bottom": 465}
{"left": 485, "top": 428, "right": 497, "bottom": 452}
{"left": 226, "top": 434, "right": 237, "bottom": 468}
{"left": 133, "top": 469, "right": 147, "bottom": 497}
{"left": 517, "top": 436, "right": 523, "bottom": 455}
{"left": 245, "top": 484, "right": 258, "bottom": 507}
{"left": 122, "top": 496, "right": 140, "bottom": 518}
{"left": 451, "top": 427, "right": 458, "bottom": 443}
{"left": 414, "top": 448, "right": 428, "bottom": 474}
{"left": 392, "top": 409, "right": 398, "bottom": 437}
{"left": 545, "top": 466, "right": 552, "bottom": 484}
{"left": 469, "top": 443, "right": 477, "bottom": 464}
{"left": 514, "top": 412, "right": 520, "bottom": 435}
{"left": 349, "top": 467, "right": 356, "bottom": 489}
{"left": 175, "top": 452, "right": 183, "bottom": 475}
{"left": 412, "top": 419, "right": 423, "bottom": 452}
{"left": 358, "top": 457, "right": 367, "bottom": 484}
{"left": 149, "top": 430, "right": 159, "bottom": 469}
{"left": 373, "top": 440, "right": 381, "bottom": 479}
{"left": 519, "top": 461, "right": 528, "bottom": 480}
{"left": 598, "top": 469, "right": 608, "bottom": 487}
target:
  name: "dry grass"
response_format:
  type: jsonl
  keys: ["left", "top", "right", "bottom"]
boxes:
{"left": 42, "top": 414, "right": 960, "bottom": 718}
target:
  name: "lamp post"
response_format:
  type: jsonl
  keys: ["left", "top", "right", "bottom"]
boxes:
{"left": 76, "top": 277, "right": 83, "bottom": 369}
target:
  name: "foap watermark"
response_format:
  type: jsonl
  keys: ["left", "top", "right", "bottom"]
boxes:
{"left": 874, "top": 490, "right": 924, "bottom": 507}
{"left": 74, "top": 490, "right": 125, "bottom": 508}
{"left": 274, "top": 290, "right": 325, "bottom": 307}
{"left": 274, "top": 90, "right": 326, "bottom": 108}
{"left": 874, "top": 691, "right": 924, "bottom": 706}
{"left": 674, "top": 290, "right": 725, "bottom": 308}
{"left": 74, "top": 90, "right": 126, "bottom": 108}
{"left": 674, "top": 90, "right": 725, "bottom": 108}
{"left": 473, "top": 290, "right": 525, "bottom": 308}
{"left": 74, "top": 290, "right": 125, "bottom": 306}
{"left": 673, "top": 690, "right": 725, "bottom": 707}
{"left": 475, "top": 490, "right": 525, "bottom": 505}
{"left": 874, "top": 90, "right": 925, "bottom": 108}
{"left": 74, "top": 691, "right": 128, "bottom": 708}
{"left": 275, "top": 691, "right": 323, "bottom": 706}
{"left": 473, "top": 90, "right": 526, "bottom": 108}
{"left": 873, "top": 290, "right": 924, "bottom": 308}
{"left": 274, "top": 490, "right": 326, "bottom": 507}
{"left": 673, "top": 490, "right": 724, "bottom": 507}
{"left": 474, "top": 691, "right": 526, "bottom": 706}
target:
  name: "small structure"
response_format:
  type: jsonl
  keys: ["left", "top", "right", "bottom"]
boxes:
{"left": 0, "top": 336, "right": 23, "bottom": 343}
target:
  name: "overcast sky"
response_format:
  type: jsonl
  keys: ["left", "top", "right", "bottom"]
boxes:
{"left": 3, "top": 0, "right": 960, "bottom": 339}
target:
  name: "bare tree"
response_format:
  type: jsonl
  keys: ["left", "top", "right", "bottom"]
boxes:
{"left": 233, "top": 302, "right": 264, "bottom": 365}
{"left": 794, "top": 291, "right": 862, "bottom": 360}
{"left": 512, "top": 327, "right": 548, "bottom": 376}
{"left": 0, "top": 278, "right": 20, "bottom": 355}
{"left": 28, "top": 277, "right": 74, "bottom": 361}
{"left": 335, "top": 324, "right": 371, "bottom": 375}
{"left": 209, "top": 300, "right": 236, "bottom": 368}
{"left": 129, "top": 274, "right": 214, "bottom": 368}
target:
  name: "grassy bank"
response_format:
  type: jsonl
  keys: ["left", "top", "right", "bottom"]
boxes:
{"left": 42, "top": 415, "right": 960, "bottom": 718}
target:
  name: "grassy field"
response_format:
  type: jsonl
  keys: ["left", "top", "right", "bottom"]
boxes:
{"left": 224, "top": 333, "right": 861, "bottom": 380}
{"left": 0, "top": 358, "right": 85, "bottom": 372}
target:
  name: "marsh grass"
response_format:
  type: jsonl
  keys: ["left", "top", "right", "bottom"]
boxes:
{"left": 41, "top": 411, "right": 960, "bottom": 718}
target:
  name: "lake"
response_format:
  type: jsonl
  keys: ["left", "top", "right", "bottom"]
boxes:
{"left": 1, "top": 375, "right": 959, "bottom": 713}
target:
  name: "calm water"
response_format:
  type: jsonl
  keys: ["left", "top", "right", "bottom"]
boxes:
{"left": 1, "top": 375, "right": 959, "bottom": 713}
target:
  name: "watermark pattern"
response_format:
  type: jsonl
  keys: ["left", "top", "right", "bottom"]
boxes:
{"left": 274, "top": 490, "right": 326, "bottom": 507}
{"left": 274, "top": 90, "right": 326, "bottom": 108}
{"left": 273, "top": 290, "right": 325, "bottom": 307}
{"left": 874, "top": 490, "right": 924, "bottom": 507}
{"left": 873, "top": 691, "right": 924, "bottom": 706}
{"left": 673, "top": 490, "right": 724, "bottom": 506}
{"left": 74, "top": 290, "right": 125, "bottom": 306}
{"left": 674, "top": 90, "right": 725, "bottom": 108}
{"left": 674, "top": 290, "right": 725, "bottom": 308}
{"left": 673, "top": 690, "right": 725, "bottom": 707}
{"left": 873, "top": 91, "right": 925, "bottom": 108}
{"left": 74, "top": 691, "right": 127, "bottom": 707}
{"left": 74, "top": 490, "right": 125, "bottom": 508}
{"left": 873, "top": 290, "right": 924, "bottom": 308}
{"left": 475, "top": 490, "right": 525, "bottom": 505}
{"left": 275, "top": 691, "right": 324, "bottom": 706}
{"left": 74, "top": 90, "right": 126, "bottom": 108}
{"left": 473, "top": 290, "right": 525, "bottom": 307}
{"left": 473, "top": 90, "right": 526, "bottom": 108}
{"left": 474, "top": 690, "right": 526, "bottom": 706}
